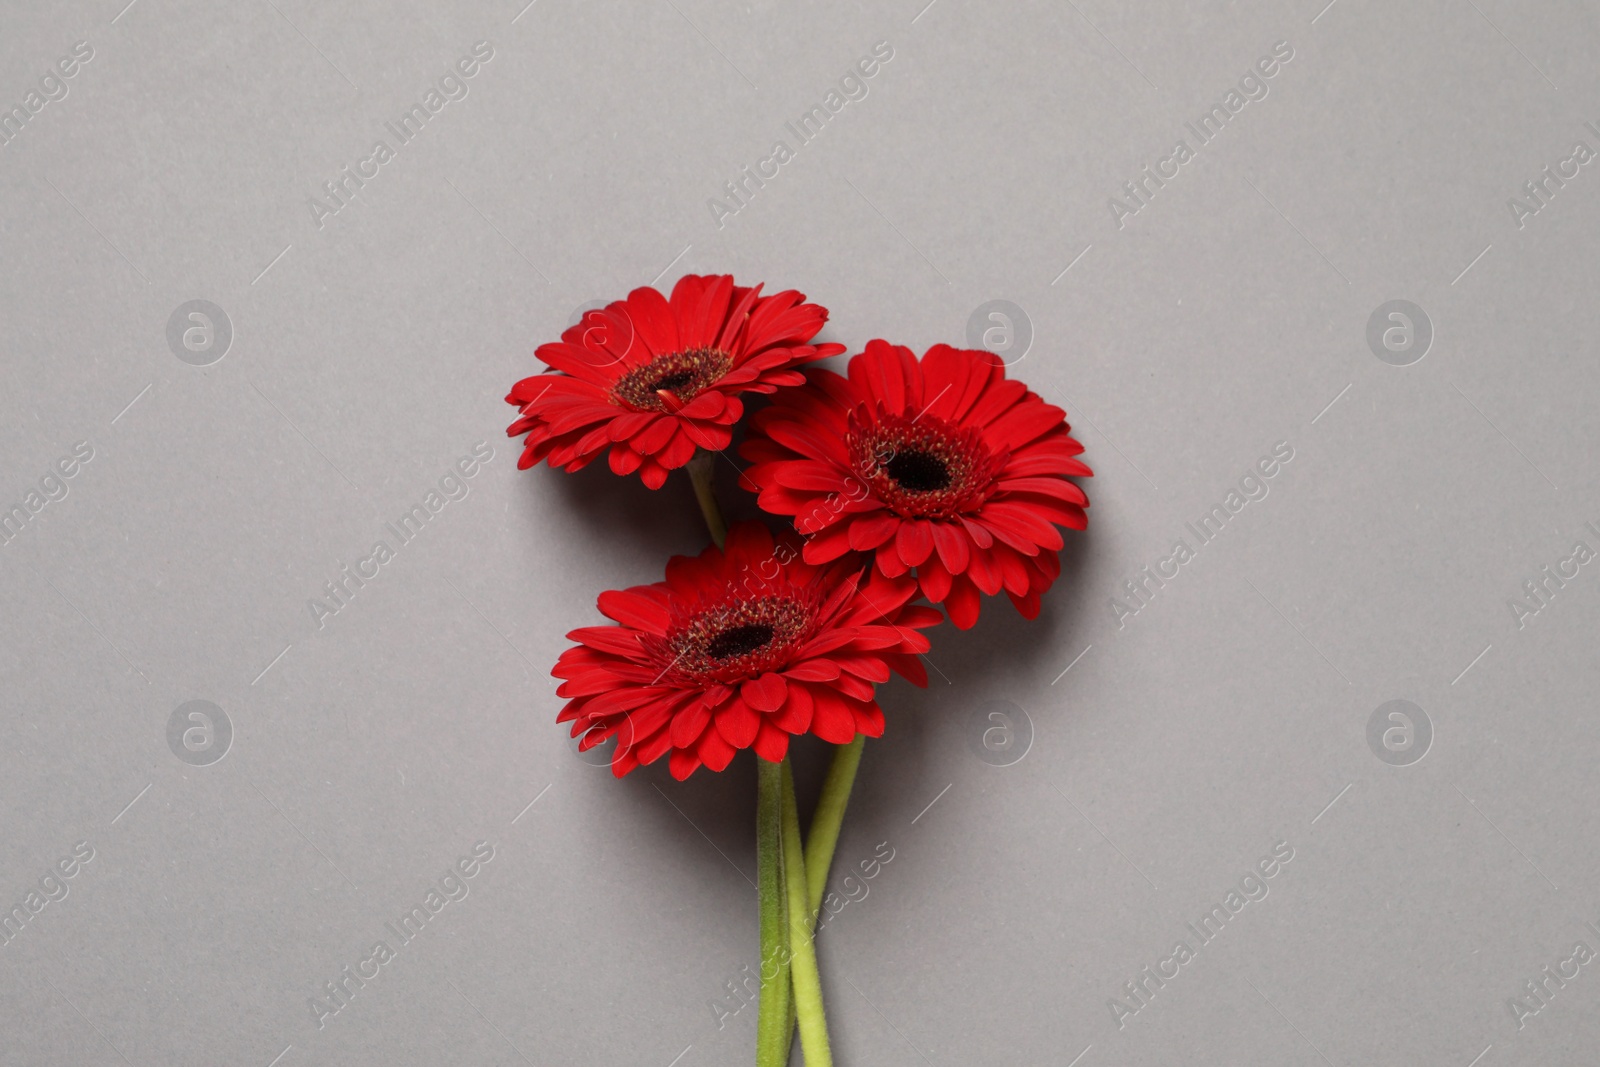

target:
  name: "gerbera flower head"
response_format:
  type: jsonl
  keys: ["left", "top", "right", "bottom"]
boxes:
{"left": 740, "top": 341, "right": 1091, "bottom": 629}
{"left": 554, "top": 522, "right": 941, "bottom": 779}
{"left": 506, "top": 275, "right": 844, "bottom": 488}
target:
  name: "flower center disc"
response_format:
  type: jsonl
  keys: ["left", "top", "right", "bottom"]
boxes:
{"left": 651, "top": 371, "right": 696, "bottom": 392}
{"left": 663, "top": 594, "right": 814, "bottom": 684}
{"left": 850, "top": 413, "right": 997, "bottom": 519}
{"left": 611, "top": 347, "right": 733, "bottom": 411}
{"left": 705, "top": 623, "right": 775, "bottom": 660}
{"left": 883, "top": 449, "right": 952, "bottom": 492}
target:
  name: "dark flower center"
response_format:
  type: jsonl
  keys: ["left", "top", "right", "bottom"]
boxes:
{"left": 658, "top": 592, "right": 817, "bottom": 685}
{"left": 611, "top": 347, "right": 733, "bottom": 412}
{"left": 884, "top": 449, "right": 951, "bottom": 493}
{"left": 705, "top": 623, "right": 775, "bottom": 660}
{"left": 651, "top": 371, "right": 696, "bottom": 392}
{"left": 848, "top": 413, "right": 1001, "bottom": 519}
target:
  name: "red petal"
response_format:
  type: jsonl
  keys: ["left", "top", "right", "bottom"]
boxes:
{"left": 624, "top": 284, "right": 678, "bottom": 355}
{"left": 565, "top": 625, "right": 648, "bottom": 659}
{"left": 897, "top": 605, "right": 946, "bottom": 629}
{"left": 596, "top": 588, "right": 671, "bottom": 633}
{"left": 945, "top": 577, "right": 981, "bottom": 629}
{"left": 680, "top": 418, "right": 732, "bottom": 451}
{"left": 611, "top": 742, "right": 641, "bottom": 777}
{"left": 1007, "top": 450, "right": 1092, "bottom": 479}
{"left": 742, "top": 672, "right": 788, "bottom": 713}
{"left": 965, "top": 378, "right": 1028, "bottom": 431}
{"left": 1009, "top": 588, "right": 1043, "bottom": 619}
{"left": 679, "top": 390, "right": 727, "bottom": 420}
{"left": 966, "top": 546, "right": 1004, "bottom": 595}
{"left": 833, "top": 655, "right": 891, "bottom": 683}
{"left": 884, "top": 652, "right": 929, "bottom": 686}
{"left": 930, "top": 521, "right": 971, "bottom": 574}
{"left": 715, "top": 699, "right": 760, "bottom": 748}
{"left": 716, "top": 283, "right": 763, "bottom": 352}
{"left": 671, "top": 698, "right": 711, "bottom": 748}
{"left": 669, "top": 747, "right": 702, "bottom": 780}
{"left": 832, "top": 672, "right": 875, "bottom": 702}
{"left": 848, "top": 340, "right": 915, "bottom": 415}
{"left": 785, "top": 659, "right": 841, "bottom": 682}
{"left": 987, "top": 398, "right": 1068, "bottom": 451}
{"left": 698, "top": 727, "right": 738, "bottom": 772}
{"left": 921, "top": 344, "right": 990, "bottom": 423}
{"left": 771, "top": 683, "right": 814, "bottom": 733}
{"left": 657, "top": 428, "right": 698, "bottom": 470}
{"left": 895, "top": 521, "right": 934, "bottom": 568}
{"left": 994, "top": 544, "right": 1033, "bottom": 596}
{"left": 606, "top": 411, "right": 656, "bottom": 442}
{"left": 774, "top": 460, "right": 850, "bottom": 492}
{"left": 996, "top": 476, "right": 1090, "bottom": 507}
{"left": 1031, "top": 549, "right": 1062, "bottom": 589}
{"left": 636, "top": 726, "right": 674, "bottom": 767}
{"left": 852, "top": 701, "right": 886, "bottom": 737}
{"left": 983, "top": 501, "right": 1066, "bottom": 549}
{"left": 802, "top": 521, "right": 855, "bottom": 563}
{"left": 608, "top": 446, "right": 643, "bottom": 475}
{"left": 960, "top": 517, "right": 994, "bottom": 549}
{"left": 809, "top": 689, "right": 858, "bottom": 743}
{"left": 639, "top": 459, "right": 671, "bottom": 489}
{"left": 631, "top": 416, "right": 676, "bottom": 455}
{"left": 918, "top": 556, "right": 953, "bottom": 603}
{"left": 752, "top": 720, "right": 790, "bottom": 762}
{"left": 848, "top": 512, "right": 900, "bottom": 551}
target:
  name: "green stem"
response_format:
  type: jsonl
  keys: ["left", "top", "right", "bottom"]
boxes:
{"left": 783, "top": 736, "right": 865, "bottom": 1059}
{"left": 686, "top": 450, "right": 727, "bottom": 549}
{"left": 781, "top": 760, "right": 833, "bottom": 1067}
{"left": 804, "top": 736, "right": 866, "bottom": 916}
{"left": 755, "top": 759, "right": 790, "bottom": 1067}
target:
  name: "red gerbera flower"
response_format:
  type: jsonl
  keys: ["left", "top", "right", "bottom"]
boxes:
{"left": 554, "top": 522, "right": 942, "bottom": 779}
{"left": 506, "top": 275, "right": 844, "bottom": 489}
{"left": 740, "top": 341, "right": 1092, "bottom": 629}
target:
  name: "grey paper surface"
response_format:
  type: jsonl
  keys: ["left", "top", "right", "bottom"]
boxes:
{"left": 4, "top": 1, "right": 1600, "bottom": 1064}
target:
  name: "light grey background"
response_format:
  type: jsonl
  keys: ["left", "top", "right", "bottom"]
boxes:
{"left": 3, "top": 0, "right": 1599, "bottom": 1064}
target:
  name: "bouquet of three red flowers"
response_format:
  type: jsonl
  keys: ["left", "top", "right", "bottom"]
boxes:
{"left": 506, "top": 273, "right": 1090, "bottom": 1066}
